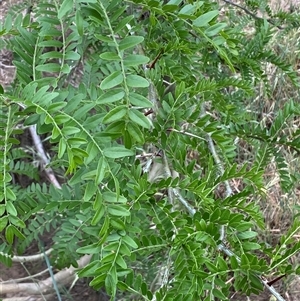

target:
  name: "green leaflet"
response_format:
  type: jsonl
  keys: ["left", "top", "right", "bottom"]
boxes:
{"left": 103, "top": 147, "right": 134, "bottom": 158}
{"left": 100, "top": 71, "right": 124, "bottom": 90}
{"left": 119, "top": 36, "right": 144, "bottom": 51}
{"left": 193, "top": 10, "right": 219, "bottom": 27}
{"left": 102, "top": 105, "right": 127, "bottom": 124}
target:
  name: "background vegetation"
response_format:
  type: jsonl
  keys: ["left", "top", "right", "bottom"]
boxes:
{"left": 1, "top": 0, "right": 300, "bottom": 300}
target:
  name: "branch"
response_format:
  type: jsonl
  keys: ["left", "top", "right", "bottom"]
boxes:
{"left": 172, "top": 189, "right": 196, "bottom": 216}
{"left": 162, "top": 151, "right": 175, "bottom": 206}
{"left": 8, "top": 248, "right": 53, "bottom": 263}
{"left": 13, "top": 102, "right": 61, "bottom": 189}
{"left": 222, "top": 0, "right": 285, "bottom": 30}
{"left": 29, "top": 125, "right": 61, "bottom": 189}
{"left": 167, "top": 128, "right": 206, "bottom": 141}
{"left": 2, "top": 296, "right": 54, "bottom": 301}
{"left": 0, "top": 255, "right": 91, "bottom": 295}
{"left": 0, "top": 268, "right": 50, "bottom": 284}
{"left": 206, "top": 134, "right": 233, "bottom": 198}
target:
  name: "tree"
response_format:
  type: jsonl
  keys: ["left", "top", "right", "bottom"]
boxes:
{"left": 1, "top": 0, "right": 300, "bottom": 300}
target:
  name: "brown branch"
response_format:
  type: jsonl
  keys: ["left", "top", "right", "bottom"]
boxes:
{"left": 146, "top": 49, "right": 164, "bottom": 69}
{"left": 222, "top": 0, "right": 285, "bottom": 30}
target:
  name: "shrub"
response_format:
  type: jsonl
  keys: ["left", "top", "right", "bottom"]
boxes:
{"left": 1, "top": 1, "right": 300, "bottom": 300}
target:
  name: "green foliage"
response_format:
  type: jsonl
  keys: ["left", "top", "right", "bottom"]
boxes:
{"left": 1, "top": 0, "right": 300, "bottom": 300}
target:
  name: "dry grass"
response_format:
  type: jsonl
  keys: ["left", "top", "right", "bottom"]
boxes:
{"left": 269, "top": 0, "right": 300, "bottom": 12}
{"left": 220, "top": 1, "right": 300, "bottom": 300}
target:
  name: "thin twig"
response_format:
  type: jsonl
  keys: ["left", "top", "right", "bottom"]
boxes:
{"left": 222, "top": 0, "right": 285, "bottom": 30}
{"left": 0, "top": 268, "right": 50, "bottom": 284}
{"left": 172, "top": 189, "right": 196, "bottom": 215}
{"left": 206, "top": 135, "right": 233, "bottom": 198}
{"left": 200, "top": 104, "right": 232, "bottom": 241}
{"left": 0, "top": 62, "right": 15, "bottom": 68}
{"left": 162, "top": 151, "right": 175, "bottom": 206}
{"left": 167, "top": 128, "right": 206, "bottom": 141}
{"left": 29, "top": 125, "right": 61, "bottom": 189}
{"left": 12, "top": 102, "right": 62, "bottom": 189}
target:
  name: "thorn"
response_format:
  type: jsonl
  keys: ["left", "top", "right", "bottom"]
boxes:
{"left": 267, "top": 274, "right": 286, "bottom": 286}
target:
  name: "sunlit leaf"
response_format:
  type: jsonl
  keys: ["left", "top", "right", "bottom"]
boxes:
{"left": 102, "top": 105, "right": 127, "bottom": 124}
{"left": 122, "top": 235, "right": 138, "bottom": 249}
{"left": 124, "top": 55, "right": 149, "bottom": 66}
{"left": 5, "top": 225, "right": 14, "bottom": 244}
{"left": 127, "top": 75, "right": 149, "bottom": 88}
{"left": 107, "top": 204, "right": 130, "bottom": 216}
{"left": 77, "top": 243, "right": 102, "bottom": 254}
{"left": 97, "top": 89, "right": 125, "bottom": 104}
{"left": 205, "top": 23, "right": 227, "bottom": 36}
{"left": 103, "top": 147, "right": 134, "bottom": 158}
{"left": 58, "top": 0, "right": 73, "bottom": 19}
{"left": 119, "top": 36, "right": 144, "bottom": 51}
{"left": 193, "top": 10, "right": 219, "bottom": 27}
{"left": 95, "top": 157, "right": 107, "bottom": 185}
{"left": 128, "top": 109, "right": 152, "bottom": 129}
{"left": 103, "top": 191, "right": 127, "bottom": 203}
{"left": 35, "top": 63, "right": 61, "bottom": 72}
{"left": 0, "top": 216, "right": 8, "bottom": 232}
{"left": 129, "top": 92, "right": 153, "bottom": 108}
{"left": 100, "top": 52, "right": 120, "bottom": 61}
{"left": 76, "top": 10, "right": 84, "bottom": 36}
{"left": 6, "top": 201, "right": 17, "bottom": 216}
{"left": 100, "top": 71, "right": 123, "bottom": 90}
